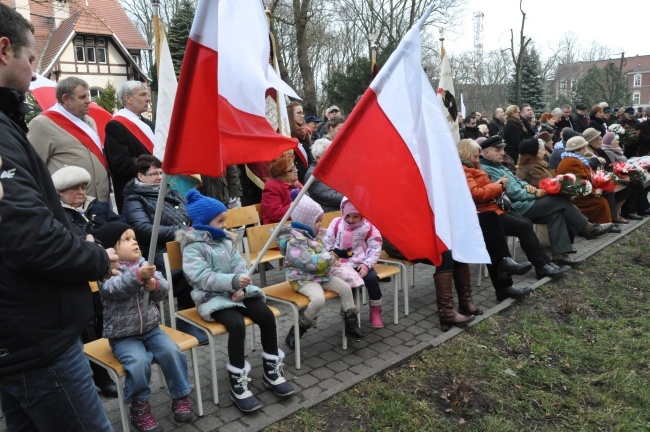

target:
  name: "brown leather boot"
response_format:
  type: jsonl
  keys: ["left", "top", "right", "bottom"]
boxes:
{"left": 434, "top": 270, "right": 475, "bottom": 331}
{"left": 453, "top": 263, "right": 484, "bottom": 316}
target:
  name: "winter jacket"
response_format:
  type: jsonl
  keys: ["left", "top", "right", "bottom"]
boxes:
{"left": 480, "top": 157, "right": 537, "bottom": 216}
{"left": 461, "top": 126, "right": 482, "bottom": 140}
{"left": 261, "top": 178, "right": 297, "bottom": 224}
{"left": 461, "top": 162, "right": 504, "bottom": 215}
{"left": 571, "top": 113, "right": 589, "bottom": 133}
{"left": 556, "top": 155, "right": 611, "bottom": 224}
{"left": 322, "top": 217, "right": 382, "bottom": 269}
{"left": 176, "top": 229, "right": 264, "bottom": 321}
{"left": 61, "top": 195, "right": 125, "bottom": 239}
{"left": 516, "top": 155, "right": 554, "bottom": 188}
{"left": 589, "top": 117, "right": 607, "bottom": 137}
{"left": 277, "top": 224, "right": 335, "bottom": 291}
{"left": 488, "top": 117, "right": 504, "bottom": 136}
{"left": 304, "top": 163, "right": 344, "bottom": 212}
{"left": 199, "top": 165, "right": 242, "bottom": 206}
{"left": 503, "top": 118, "right": 527, "bottom": 163}
{"left": 0, "top": 88, "right": 110, "bottom": 375}
{"left": 104, "top": 117, "right": 154, "bottom": 212}
{"left": 122, "top": 178, "right": 191, "bottom": 269}
{"left": 556, "top": 116, "right": 574, "bottom": 132}
{"left": 99, "top": 257, "right": 167, "bottom": 339}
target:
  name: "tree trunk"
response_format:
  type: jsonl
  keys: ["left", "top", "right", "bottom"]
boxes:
{"left": 293, "top": 0, "right": 317, "bottom": 114}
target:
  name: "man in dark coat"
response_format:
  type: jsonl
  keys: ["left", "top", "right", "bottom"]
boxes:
{"left": 461, "top": 114, "right": 482, "bottom": 140}
{"left": 520, "top": 104, "right": 537, "bottom": 138}
{"left": 488, "top": 107, "right": 505, "bottom": 136}
{"left": 104, "top": 80, "right": 154, "bottom": 213}
{"left": 0, "top": 5, "right": 117, "bottom": 430}
{"left": 571, "top": 103, "right": 589, "bottom": 133}
{"left": 556, "top": 104, "right": 574, "bottom": 131}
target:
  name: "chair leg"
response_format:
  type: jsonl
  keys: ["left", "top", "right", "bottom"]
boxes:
{"left": 476, "top": 264, "right": 483, "bottom": 287}
{"left": 393, "top": 274, "right": 399, "bottom": 325}
{"left": 190, "top": 347, "right": 204, "bottom": 416}
{"left": 259, "top": 265, "right": 267, "bottom": 287}
{"left": 107, "top": 368, "right": 129, "bottom": 432}
{"left": 249, "top": 325, "right": 256, "bottom": 351}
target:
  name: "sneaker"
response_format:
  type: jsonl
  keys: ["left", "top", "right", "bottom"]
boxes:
{"left": 172, "top": 396, "right": 193, "bottom": 423}
{"left": 130, "top": 401, "right": 162, "bottom": 432}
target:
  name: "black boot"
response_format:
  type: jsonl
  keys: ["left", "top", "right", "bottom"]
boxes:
{"left": 497, "top": 257, "right": 533, "bottom": 279}
{"left": 495, "top": 285, "right": 533, "bottom": 302}
{"left": 344, "top": 308, "right": 368, "bottom": 339}
{"left": 227, "top": 362, "right": 261, "bottom": 413}
{"left": 262, "top": 350, "right": 295, "bottom": 397}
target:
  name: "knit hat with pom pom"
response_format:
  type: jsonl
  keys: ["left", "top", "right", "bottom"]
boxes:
{"left": 185, "top": 189, "right": 227, "bottom": 226}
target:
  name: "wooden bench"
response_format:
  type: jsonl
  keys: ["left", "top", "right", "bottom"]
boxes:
{"left": 164, "top": 241, "right": 281, "bottom": 404}
{"left": 84, "top": 281, "right": 203, "bottom": 431}
{"left": 243, "top": 222, "right": 286, "bottom": 286}
{"left": 263, "top": 281, "right": 352, "bottom": 370}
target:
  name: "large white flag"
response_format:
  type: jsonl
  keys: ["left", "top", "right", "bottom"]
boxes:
{"left": 154, "top": 30, "right": 177, "bottom": 161}
{"left": 437, "top": 46, "right": 461, "bottom": 143}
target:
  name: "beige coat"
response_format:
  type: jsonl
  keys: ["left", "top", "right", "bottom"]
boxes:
{"left": 28, "top": 114, "right": 110, "bottom": 202}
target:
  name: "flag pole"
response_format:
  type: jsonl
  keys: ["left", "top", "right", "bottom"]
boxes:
{"left": 245, "top": 174, "right": 316, "bottom": 278}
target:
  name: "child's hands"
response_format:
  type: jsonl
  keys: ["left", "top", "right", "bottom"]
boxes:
{"left": 144, "top": 278, "right": 157, "bottom": 292}
{"left": 231, "top": 289, "right": 246, "bottom": 302}
{"left": 238, "top": 275, "right": 252, "bottom": 289}
{"left": 332, "top": 257, "right": 341, "bottom": 267}
{"left": 357, "top": 264, "right": 370, "bottom": 278}
{"left": 138, "top": 264, "right": 156, "bottom": 281}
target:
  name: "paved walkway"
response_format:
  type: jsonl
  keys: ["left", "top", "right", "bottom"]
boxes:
{"left": 1, "top": 218, "right": 646, "bottom": 432}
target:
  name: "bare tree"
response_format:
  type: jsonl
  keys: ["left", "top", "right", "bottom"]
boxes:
{"left": 506, "top": 0, "right": 531, "bottom": 107}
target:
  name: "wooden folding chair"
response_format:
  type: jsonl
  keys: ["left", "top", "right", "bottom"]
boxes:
{"left": 242, "top": 223, "right": 286, "bottom": 286}
{"left": 84, "top": 282, "right": 203, "bottom": 432}
{"left": 225, "top": 205, "right": 261, "bottom": 229}
{"left": 164, "top": 241, "right": 281, "bottom": 404}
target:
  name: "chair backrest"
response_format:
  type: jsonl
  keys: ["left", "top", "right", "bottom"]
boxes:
{"left": 321, "top": 210, "right": 342, "bottom": 230}
{"left": 166, "top": 241, "right": 183, "bottom": 272}
{"left": 226, "top": 205, "right": 260, "bottom": 229}
{"left": 244, "top": 223, "right": 280, "bottom": 253}
{"left": 254, "top": 203, "right": 263, "bottom": 222}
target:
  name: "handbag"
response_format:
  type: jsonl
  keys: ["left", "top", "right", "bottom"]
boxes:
{"left": 494, "top": 192, "right": 511, "bottom": 212}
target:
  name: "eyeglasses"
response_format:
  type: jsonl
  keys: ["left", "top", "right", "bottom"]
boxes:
{"left": 143, "top": 170, "right": 164, "bottom": 177}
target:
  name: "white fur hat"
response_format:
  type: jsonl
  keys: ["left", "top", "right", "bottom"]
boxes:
{"left": 51, "top": 166, "right": 91, "bottom": 192}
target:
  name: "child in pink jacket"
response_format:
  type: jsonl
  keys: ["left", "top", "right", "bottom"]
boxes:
{"left": 323, "top": 198, "right": 384, "bottom": 328}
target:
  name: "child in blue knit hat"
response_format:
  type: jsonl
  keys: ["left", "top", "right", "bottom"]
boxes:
{"left": 177, "top": 189, "right": 294, "bottom": 413}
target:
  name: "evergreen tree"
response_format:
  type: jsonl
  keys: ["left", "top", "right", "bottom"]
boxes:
{"left": 167, "top": 0, "right": 195, "bottom": 77}
{"left": 96, "top": 80, "right": 120, "bottom": 113}
{"left": 574, "top": 63, "right": 630, "bottom": 108}
{"left": 508, "top": 46, "right": 546, "bottom": 114}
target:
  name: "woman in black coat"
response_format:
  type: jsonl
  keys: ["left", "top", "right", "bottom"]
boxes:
{"left": 502, "top": 105, "right": 527, "bottom": 164}
{"left": 588, "top": 105, "right": 607, "bottom": 137}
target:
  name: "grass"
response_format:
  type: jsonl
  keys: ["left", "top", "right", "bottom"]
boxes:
{"left": 265, "top": 223, "right": 650, "bottom": 432}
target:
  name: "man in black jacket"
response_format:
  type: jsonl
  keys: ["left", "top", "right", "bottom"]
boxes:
{"left": 488, "top": 107, "right": 505, "bottom": 136}
{"left": 0, "top": 5, "right": 117, "bottom": 430}
{"left": 571, "top": 103, "right": 589, "bottom": 133}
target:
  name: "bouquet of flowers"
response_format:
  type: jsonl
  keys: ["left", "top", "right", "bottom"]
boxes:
{"left": 590, "top": 170, "right": 617, "bottom": 195}
{"left": 608, "top": 123, "right": 625, "bottom": 136}
{"left": 627, "top": 157, "right": 650, "bottom": 182}
{"left": 538, "top": 174, "right": 592, "bottom": 197}
{"left": 612, "top": 161, "right": 648, "bottom": 183}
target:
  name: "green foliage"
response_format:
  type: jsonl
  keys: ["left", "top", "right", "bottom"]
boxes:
{"left": 322, "top": 45, "right": 395, "bottom": 116}
{"left": 167, "top": 0, "right": 195, "bottom": 78}
{"left": 96, "top": 80, "right": 120, "bottom": 113}
{"left": 574, "top": 63, "right": 630, "bottom": 108}
{"left": 508, "top": 47, "right": 547, "bottom": 113}
{"left": 25, "top": 92, "right": 42, "bottom": 124}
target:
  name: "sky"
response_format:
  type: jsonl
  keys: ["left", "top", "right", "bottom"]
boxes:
{"left": 442, "top": 0, "right": 650, "bottom": 61}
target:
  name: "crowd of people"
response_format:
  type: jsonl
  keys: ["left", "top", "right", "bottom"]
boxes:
{"left": 2, "top": 3, "right": 650, "bottom": 431}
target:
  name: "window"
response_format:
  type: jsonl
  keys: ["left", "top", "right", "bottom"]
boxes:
{"left": 97, "top": 47, "right": 106, "bottom": 63}
{"left": 560, "top": 80, "right": 567, "bottom": 91}
{"left": 633, "top": 92, "right": 640, "bottom": 105}
{"left": 571, "top": 79, "right": 577, "bottom": 90}
{"left": 75, "top": 46, "right": 84, "bottom": 62}
{"left": 634, "top": 74, "right": 642, "bottom": 87}
{"left": 74, "top": 36, "right": 83, "bottom": 44}
{"left": 84, "top": 36, "right": 95, "bottom": 45}
{"left": 86, "top": 47, "right": 96, "bottom": 63}
{"left": 90, "top": 88, "right": 102, "bottom": 101}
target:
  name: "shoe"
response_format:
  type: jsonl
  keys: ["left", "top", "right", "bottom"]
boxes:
{"left": 621, "top": 213, "right": 643, "bottom": 220}
{"left": 609, "top": 225, "right": 622, "bottom": 234}
{"left": 552, "top": 253, "right": 581, "bottom": 266}
{"left": 612, "top": 216, "right": 629, "bottom": 224}
{"left": 495, "top": 285, "right": 533, "bottom": 302}
{"left": 97, "top": 378, "right": 118, "bottom": 398}
{"left": 497, "top": 257, "right": 533, "bottom": 280}
{"left": 285, "top": 324, "right": 309, "bottom": 351}
{"left": 262, "top": 350, "right": 295, "bottom": 397}
{"left": 549, "top": 262, "right": 570, "bottom": 272}
{"left": 434, "top": 270, "right": 475, "bottom": 331}
{"left": 369, "top": 304, "right": 384, "bottom": 328}
{"left": 453, "top": 263, "right": 483, "bottom": 316}
{"left": 130, "top": 401, "right": 163, "bottom": 432}
{"left": 567, "top": 247, "right": 578, "bottom": 254}
{"left": 640, "top": 208, "right": 650, "bottom": 216}
{"left": 344, "top": 308, "right": 368, "bottom": 339}
{"left": 535, "top": 263, "right": 568, "bottom": 279}
{"left": 176, "top": 319, "right": 209, "bottom": 345}
{"left": 227, "top": 362, "right": 262, "bottom": 413}
{"left": 579, "top": 222, "right": 613, "bottom": 240}
{"left": 171, "top": 396, "right": 193, "bottom": 423}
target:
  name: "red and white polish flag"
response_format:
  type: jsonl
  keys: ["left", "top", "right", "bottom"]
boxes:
{"left": 314, "top": 14, "right": 489, "bottom": 265}
{"left": 163, "top": 0, "right": 302, "bottom": 177}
